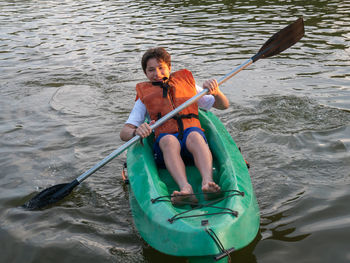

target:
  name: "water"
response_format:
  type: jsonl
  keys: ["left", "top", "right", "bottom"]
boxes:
{"left": 1, "top": 0, "right": 349, "bottom": 262}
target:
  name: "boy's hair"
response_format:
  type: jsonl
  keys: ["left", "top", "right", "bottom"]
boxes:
{"left": 141, "top": 47, "right": 171, "bottom": 73}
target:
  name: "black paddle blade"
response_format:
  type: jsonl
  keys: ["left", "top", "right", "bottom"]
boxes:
{"left": 252, "top": 17, "right": 305, "bottom": 62}
{"left": 22, "top": 180, "right": 79, "bottom": 210}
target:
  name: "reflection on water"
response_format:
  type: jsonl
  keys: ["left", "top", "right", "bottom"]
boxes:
{"left": 0, "top": 0, "right": 350, "bottom": 262}
{"left": 258, "top": 183, "right": 350, "bottom": 262}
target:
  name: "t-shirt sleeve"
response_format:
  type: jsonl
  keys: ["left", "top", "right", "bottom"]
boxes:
{"left": 125, "top": 99, "right": 147, "bottom": 127}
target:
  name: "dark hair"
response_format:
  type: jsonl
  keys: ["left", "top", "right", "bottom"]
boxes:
{"left": 141, "top": 47, "right": 171, "bottom": 74}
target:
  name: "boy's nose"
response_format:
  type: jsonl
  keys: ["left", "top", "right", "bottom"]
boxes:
{"left": 156, "top": 68, "right": 162, "bottom": 77}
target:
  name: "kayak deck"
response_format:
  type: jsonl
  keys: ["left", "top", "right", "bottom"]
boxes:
{"left": 126, "top": 109, "right": 260, "bottom": 261}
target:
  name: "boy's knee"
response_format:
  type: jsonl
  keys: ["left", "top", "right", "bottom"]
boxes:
{"left": 186, "top": 131, "right": 206, "bottom": 150}
{"left": 187, "top": 131, "right": 204, "bottom": 144}
{"left": 159, "top": 135, "right": 179, "bottom": 150}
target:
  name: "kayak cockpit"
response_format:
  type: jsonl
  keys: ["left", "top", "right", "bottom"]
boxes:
{"left": 126, "top": 110, "right": 260, "bottom": 262}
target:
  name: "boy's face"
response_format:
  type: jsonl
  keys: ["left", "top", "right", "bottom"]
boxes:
{"left": 145, "top": 58, "right": 171, "bottom": 82}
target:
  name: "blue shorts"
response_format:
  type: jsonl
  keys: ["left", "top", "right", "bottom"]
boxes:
{"left": 153, "top": 127, "right": 207, "bottom": 168}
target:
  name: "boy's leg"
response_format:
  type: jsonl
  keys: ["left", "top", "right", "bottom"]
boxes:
{"left": 158, "top": 134, "right": 198, "bottom": 204}
{"left": 185, "top": 131, "right": 221, "bottom": 196}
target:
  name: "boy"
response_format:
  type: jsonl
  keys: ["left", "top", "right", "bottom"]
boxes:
{"left": 120, "top": 47, "right": 229, "bottom": 204}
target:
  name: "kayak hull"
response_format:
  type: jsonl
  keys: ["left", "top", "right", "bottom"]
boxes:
{"left": 126, "top": 110, "right": 260, "bottom": 261}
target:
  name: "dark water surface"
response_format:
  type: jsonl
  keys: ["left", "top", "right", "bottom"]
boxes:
{"left": 1, "top": 0, "right": 349, "bottom": 262}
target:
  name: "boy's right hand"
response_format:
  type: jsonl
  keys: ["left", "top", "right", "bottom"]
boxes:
{"left": 135, "top": 120, "right": 155, "bottom": 138}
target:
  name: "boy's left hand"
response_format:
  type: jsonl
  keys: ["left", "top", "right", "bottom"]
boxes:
{"left": 203, "top": 79, "right": 219, "bottom": 96}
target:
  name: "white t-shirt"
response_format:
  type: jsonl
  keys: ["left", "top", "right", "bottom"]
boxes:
{"left": 126, "top": 84, "right": 215, "bottom": 127}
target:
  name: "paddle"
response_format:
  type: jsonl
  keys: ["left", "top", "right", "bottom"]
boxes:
{"left": 23, "top": 17, "right": 304, "bottom": 210}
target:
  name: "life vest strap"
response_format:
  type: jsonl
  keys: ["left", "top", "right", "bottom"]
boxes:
{"left": 173, "top": 113, "right": 199, "bottom": 140}
{"left": 152, "top": 80, "right": 170, "bottom": 98}
{"left": 155, "top": 113, "right": 199, "bottom": 140}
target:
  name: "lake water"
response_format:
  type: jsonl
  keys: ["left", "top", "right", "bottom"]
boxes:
{"left": 1, "top": 0, "right": 349, "bottom": 262}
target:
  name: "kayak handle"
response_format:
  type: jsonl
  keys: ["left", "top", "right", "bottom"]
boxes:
{"left": 206, "top": 228, "right": 235, "bottom": 261}
{"left": 214, "top": 247, "right": 236, "bottom": 261}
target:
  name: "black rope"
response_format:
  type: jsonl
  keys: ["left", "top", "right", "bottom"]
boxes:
{"left": 151, "top": 189, "right": 244, "bottom": 223}
{"left": 151, "top": 189, "right": 243, "bottom": 204}
{"left": 151, "top": 192, "right": 199, "bottom": 206}
{"left": 168, "top": 210, "right": 237, "bottom": 224}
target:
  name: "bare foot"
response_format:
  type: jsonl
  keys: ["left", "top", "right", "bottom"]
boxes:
{"left": 171, "top": 184, "right": 198, "bottom": 205}
{"left": 202, "top": 181, "right": 221, "bottom": 200}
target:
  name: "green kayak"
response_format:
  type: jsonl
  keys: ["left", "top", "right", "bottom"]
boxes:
{"left": 126, "top": 109, "right": 260, "bottom": 263}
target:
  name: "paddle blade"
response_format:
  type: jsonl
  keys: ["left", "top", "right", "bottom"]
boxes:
{"left": 23, "top": 180, "right": 79, "bottom": 210}
{"left": 252, "top": 17, "right": 305, "bottom": 62}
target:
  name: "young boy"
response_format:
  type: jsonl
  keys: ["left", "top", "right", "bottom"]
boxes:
{"left": 120, "top": 47, "right": 229, "bottom": 204}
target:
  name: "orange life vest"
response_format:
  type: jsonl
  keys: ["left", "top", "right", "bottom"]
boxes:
{"left": 136, "top": 69, "right": 203, "bottom": 138}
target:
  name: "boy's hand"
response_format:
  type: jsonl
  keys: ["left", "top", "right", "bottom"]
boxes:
{"left": 203, "top": 79, "right": 219, "bottom": 96}
{"left": 135, "top": 120, "right": 155, "bottom": 138}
